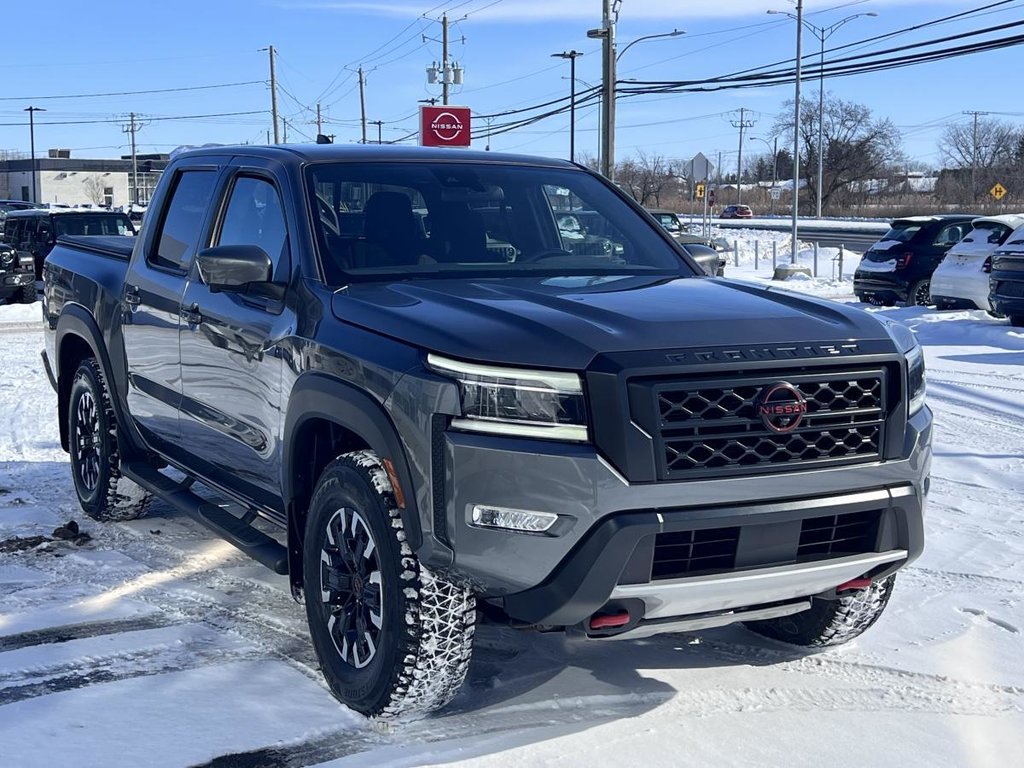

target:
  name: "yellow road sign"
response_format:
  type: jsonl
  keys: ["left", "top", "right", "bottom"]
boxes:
{"left": 696, "top": 182, "right": 706, "bottom": 200}
{"left": 990, "top": 182, "right": 1007, "bottom": 201}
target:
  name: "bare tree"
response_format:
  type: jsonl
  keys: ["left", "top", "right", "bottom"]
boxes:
{"left": 773, "top": 93, "right": 903, "bottom": 213}
{"left": 615, "top": 150, "right": 676, "bottom": 207}
{"left": 82, "top": 175, "right": 107, "bottom": 206}
{"left": 939, "top": 117, "right": 1020, "bottom": 170}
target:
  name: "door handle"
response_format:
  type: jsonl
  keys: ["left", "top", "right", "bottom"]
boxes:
{"left": 180, "top": 303, "right": 203, "bottom": 325}
{"left": 124, "top": 285, "right": 141, "bottom": 308}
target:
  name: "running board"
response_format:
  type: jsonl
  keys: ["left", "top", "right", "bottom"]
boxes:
{"left": 122, "top": 463, "right": 288, "bottom": 575}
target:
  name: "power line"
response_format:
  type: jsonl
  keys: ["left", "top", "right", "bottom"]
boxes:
{"left": 0, "top": 80, "right": 265, "bottom": 102}
{"left": 0, "top": 110, "right": 267, "bottom": 127}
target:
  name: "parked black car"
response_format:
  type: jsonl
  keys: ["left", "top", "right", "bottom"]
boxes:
{"left": 0, "top": 200, "right": 40, "bottom": 239}
{"left": 4, "top": 208, "right": 135, "bottom": 279}
{"left": 854, "top": 215, "right": 978, "bottom": 307}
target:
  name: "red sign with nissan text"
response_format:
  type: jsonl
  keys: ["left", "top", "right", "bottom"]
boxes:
{"left": 420, "top": 106, "right": 471, "bottom": 148}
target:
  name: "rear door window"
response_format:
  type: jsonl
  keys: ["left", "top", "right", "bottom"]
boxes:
{"left": 149, "top": 171, "right": 218, "bottom": 272}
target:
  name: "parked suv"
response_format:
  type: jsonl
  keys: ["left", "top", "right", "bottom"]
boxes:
{"left": 930, "top": 214, "right": 1024, "bottom": 312}
{"left": 0, "top": 200, "right": 40, "bottom": 239}
{"left": 42, "top": 145, "right": 929, "bottom": 719}
{"left": 854, "top": 215, "right": 978, "bottom": 306}
{"left": 4, "top": 208, "right": 135, "bottom": 278}
{"left": 989, "top": 223, "right": 1024, "bottom": 326}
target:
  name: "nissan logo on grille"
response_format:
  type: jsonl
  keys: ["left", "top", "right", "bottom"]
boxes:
{"left": 756, "top": 382, "right": 808, "bottom": 433}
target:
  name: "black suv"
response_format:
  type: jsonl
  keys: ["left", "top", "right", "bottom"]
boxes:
{"left": 4, "top": 208, "right": 135, "bottom": 279}
{"left": 854, "top": 215, "right": 978, "bottom": 307}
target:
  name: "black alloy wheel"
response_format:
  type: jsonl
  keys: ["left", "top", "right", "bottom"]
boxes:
{"left": 319, "top": 506, "right": 384, "bottom": 669}
{"left": 72, "top": 389, "right": 102, "bottom": 493}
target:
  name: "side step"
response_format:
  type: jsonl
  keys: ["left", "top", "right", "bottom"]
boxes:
{"left": 122, "top": 463, "right": 288, "bottom": 575}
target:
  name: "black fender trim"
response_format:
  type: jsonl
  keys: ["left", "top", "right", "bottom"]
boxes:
{"left": 53, "top": 305, "right": 143, "bottom": 457}
{"left": 282, "top": 373, "right": 424, "bottom": 586}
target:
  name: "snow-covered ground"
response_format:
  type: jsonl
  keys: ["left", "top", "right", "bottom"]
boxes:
{"left": 1, "top": 269, "right": 1022, "bottom": 767}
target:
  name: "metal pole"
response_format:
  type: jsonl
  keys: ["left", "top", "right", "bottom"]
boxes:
{"left": 790, "top": 0, "right": 804, "bottom": 264}
{"left": 813, "top": 241, "right": 819, "bottom": 276}
{"left": 442, "top": 14, "right": 449, "bottom": 106}
{"left": 282, "top": 117, "right": 288, "bottom": 144}
{"left": 358, "top": 66, "right": 367, "bottom": 144}
{"left": 317, "top": 102, "right": 323, "bottom": 135}
{"left": 129, "top": 113, "right": 138, "bottom": 205}
{"left": 731, "top": 108, "right": 754, "bottom": 204}
{"left": 268, "top": 45, "right": 280, "bottom": 144}
{"left": 755, "top": 239, "right": 760, "bottom": 270}
{"left": 838, "top": 244, "right": 844, "bottom": 281}
{"left": 599, "top": 0, "right": 616, "bottom": 180}
{"left": 24, "top": 106, "right": 45, "bottom": 204}
{"left": 734, "top": 240, "right": 739, "bottom": 267}
{"left": 772, "top": 240, "right": 778, "bottom": 268}
{"left": 569, "top": 54, "right": 577, "bottom": 163}
{"left": 816, "top": 32, "right": 825, "bottom": 218}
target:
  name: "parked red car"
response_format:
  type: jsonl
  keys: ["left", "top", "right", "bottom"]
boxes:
{"left": 720, "top": 204, "right": 753, "bottom": 219}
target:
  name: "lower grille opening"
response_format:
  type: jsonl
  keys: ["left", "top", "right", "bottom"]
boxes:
{"left": 652, "top": 526, "right": 740, "bottom": 580}
{"left": 798, "top": 510, "right": 881, "bottom": 559}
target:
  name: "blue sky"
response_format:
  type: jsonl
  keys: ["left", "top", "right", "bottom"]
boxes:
{"left": 0, "top": 0, "right": 1020, "bottom": 172}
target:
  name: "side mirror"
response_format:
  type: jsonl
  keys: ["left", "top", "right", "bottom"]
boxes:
{"left": 196, "top": 244, "right": 272, "bottom": 293}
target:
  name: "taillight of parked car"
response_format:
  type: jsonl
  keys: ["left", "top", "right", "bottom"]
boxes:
{"left": 982, "top": 256, "right": 993, "bottom": 274}
{"left": 895, "top": 251, "right": 914, "bottom": 269}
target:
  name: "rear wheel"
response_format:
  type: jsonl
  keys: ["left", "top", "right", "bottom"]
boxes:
{"left": 744, "top": 575, "right": 895, "bottom": 647}
{"left": 907, "top": 279, "right": 932, "bottom": 307}
{"left": 303, "top": 451, "right": 475, "bottom": 719}
{"left": 68, "top": 358, "right": 151, "bottom": 521}
{"left": 17, "top": 284, "right": 35, "bottom": 304}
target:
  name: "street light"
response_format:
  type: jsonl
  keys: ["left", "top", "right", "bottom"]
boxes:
{"left": 587, "top": 17, "right": 684, "bottom": 179}
{"left": 24, "top": 106, "right": 45, "bottom": 204}
{"left": 768, "top": 9, "right": 877, "bottom": 218}
{"left": 551, "top": 50, "right": 584, "bottom": 163}
{"left": 749, "top": 135, "right": 779, "bottom": 214}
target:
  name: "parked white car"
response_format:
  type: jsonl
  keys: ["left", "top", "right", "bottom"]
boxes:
{"left": 930, "top": 214, "right": 1024, "bottom": 311}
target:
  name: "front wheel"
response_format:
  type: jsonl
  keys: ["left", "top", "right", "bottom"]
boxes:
{"left": 744, "top": 574, "right": 895, "bottom": 647}
{"left": 17, "top": 283, "right": 36, "bottom": 304}
{"left": 68, "top": 358, "right": 151, "bottom": 521}
{"left": 303, "top": 451, "right": 475, "bottom": 719}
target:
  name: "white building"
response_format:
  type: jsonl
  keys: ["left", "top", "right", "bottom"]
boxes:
{"left": 0, "top": 150, "right": 168, "bottom": 207}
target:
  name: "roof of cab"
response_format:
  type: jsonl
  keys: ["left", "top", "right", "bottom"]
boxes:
{"left": 171, "top": 142, "right": 581, "bottom": 170}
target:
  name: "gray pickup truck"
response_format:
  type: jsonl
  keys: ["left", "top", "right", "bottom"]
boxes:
{"left": 41, "top": 145, "right": 930, "bottom": 718}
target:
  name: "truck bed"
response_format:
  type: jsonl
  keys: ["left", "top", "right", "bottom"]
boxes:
{"left": 56, "top": 234, "right": 135, "bottom": 260}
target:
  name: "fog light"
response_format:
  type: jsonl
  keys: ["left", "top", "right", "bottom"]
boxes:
{"left": 470, "top": 505, "right": 557, "bottom": 533}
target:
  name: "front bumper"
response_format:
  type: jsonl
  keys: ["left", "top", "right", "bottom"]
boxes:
{"left": 443, "top": 405, "right": 931, "bottom": 626}
{"left": 0, "top": 269, "right": 34, "bottom": 292}
{"left": 930, "top": 271, "right": 990, "bottom": 311}
{"left": 990, "top": 272, "right": 1024, "bottom": 317}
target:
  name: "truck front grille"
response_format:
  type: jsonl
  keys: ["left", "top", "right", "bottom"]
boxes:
{"left": 643, "top": 369, "right": 887, "bottom": 480}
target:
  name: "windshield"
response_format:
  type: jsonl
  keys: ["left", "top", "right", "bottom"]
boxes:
{"left": 882, "top": 222, "right": 924, "bottom": 243}
{"left": 306, "top": 161, "right": 693, "bottom": 282}
{"left": 654, "top": 213, "right": 681, "bottom": 232}
{"left": 54, "top": 214, "right": 135, "bottom": 237}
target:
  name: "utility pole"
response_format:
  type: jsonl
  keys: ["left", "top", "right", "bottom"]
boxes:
{"left": 358, "top": 66, "right": 367, "bottom": 144}
{"left": 791, "top": 0, "right": 804, "bottom": 264}
{"left": 282, "top": 117, "right": 288, "bottom": 144}
{"left": 551, "top": 51, "right": 583, "bottom": 163}
{"left": 121, "top": 112, "right": 145, "bottom": 205}
{"left": 266, "top": 45, "right": 280, "bottom": 144}
{"left": 370, "top": 120, "right": 384, "bottom": 145}
{"left": 964, "top": 110, "right": 990, "bottom": 203}
{"left": 24, "top": 106, "right": 44, "bottom": 204}
{"left": 594, "top": 0, "right": 616, "bottom": 180}
{"left": 442, "top": 14, "right": 450, "bottom": 105}
{"left": 316, "top": 103, "right": 323, "bottom": 136}
{"left": 731, "top": 108, "right": 756, "bottom": 204}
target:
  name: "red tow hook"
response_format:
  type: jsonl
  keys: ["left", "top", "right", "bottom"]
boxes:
{"left": 589, "top": 611, "right": 631, "bottom": 630}
{"left": 836, "top": 577, "right": 873, "bottom": 592}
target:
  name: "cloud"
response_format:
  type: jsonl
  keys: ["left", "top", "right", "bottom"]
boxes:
{"left": 275, "top": 0, "right": 967, "bottom": 23}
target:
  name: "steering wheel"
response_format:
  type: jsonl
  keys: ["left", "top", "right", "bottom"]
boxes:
{"left": 516, "top": 248, "right": 575, "bottom": 263}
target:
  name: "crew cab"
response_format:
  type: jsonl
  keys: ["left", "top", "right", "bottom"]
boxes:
{"left": 42, "top": 145, "right": 930, "bottom": 719}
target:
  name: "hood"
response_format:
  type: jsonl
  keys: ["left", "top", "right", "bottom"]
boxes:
{"left": 332, "top": 275, "right": 890, "bottom": 369}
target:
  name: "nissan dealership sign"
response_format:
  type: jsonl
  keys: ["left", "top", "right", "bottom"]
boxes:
{"left": 419, "top": 105, "right": 471, "bottom": 148}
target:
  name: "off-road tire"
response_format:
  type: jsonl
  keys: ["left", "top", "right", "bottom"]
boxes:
{"left": 1011, "top": 315, "right": 1024, "bottom": 328}
{"left": 68, "top": 358, "right": 151, "bottom": 521}
{"left": 303, "top": 450, "right": 475, "bottom": 719}
{"left": 744, "top": 574, "right": 895, "bottom": 648}
{"left": 907, "top": 279, "right": 932, "bottom": 307}
{"left": 17, "top": 284, "right": 35, "bottom": 304}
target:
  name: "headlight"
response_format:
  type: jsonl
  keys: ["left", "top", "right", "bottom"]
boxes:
{"left": 0, "top": 249, "right": 13, "bottom": 267}
{"left": 426, "top": 354, "right": 588, "bottom": 442}
{"left": 878, "top": 318, "right": 926, "bottom": 416}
